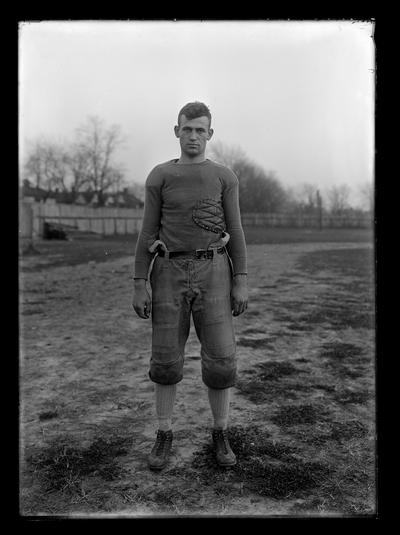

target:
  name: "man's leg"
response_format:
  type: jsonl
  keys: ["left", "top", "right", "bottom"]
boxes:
{"left": 208, "top": 386, "right": 236, "bottom": 466}
{"left": 192, "top": 252, "right": 237, "bottom": 466}
{"left": 207, "top": 386, "right": 231, "bottom": 430}
{"left": 147, "top": 255, "right": 190, "bottom": 471}
{"left": 147, "top": 383, "right": 176, "bottom": 471}
{"left": 155, "top": 383, "right": 177, "bottom": 431}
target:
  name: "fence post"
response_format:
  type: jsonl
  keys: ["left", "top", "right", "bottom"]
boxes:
{"left": 19, "top": 201, "right": 35, "bottom": 253}
{"left": 316, "top": 190, "right": 323, "bottom": 230}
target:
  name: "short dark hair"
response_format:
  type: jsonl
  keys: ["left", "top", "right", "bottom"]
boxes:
{"left": 177, "top": 101, "right": 212, "bottom": 126}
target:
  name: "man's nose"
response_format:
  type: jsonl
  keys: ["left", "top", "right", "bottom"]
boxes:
{"left": 189, "top": 130, "right": 198, "bottom": 140}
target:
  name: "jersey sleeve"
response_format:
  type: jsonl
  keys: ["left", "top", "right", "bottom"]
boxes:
{"left": 133, "top": 167, "right": 163, "bottom": 279}
{"left": 221, "top": 168, "right": 248, "bottom": 276}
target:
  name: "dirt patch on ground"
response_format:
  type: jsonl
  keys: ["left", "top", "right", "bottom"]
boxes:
{"left": 271, "top": 405, "right": 322, "bottom": 426}
{"left": 237, "top": 337, "right": 276, "bottom": 349}
{"left": 27, "top": 434, "right": 132, "bottom": 493}
{"left": 189, "top": 425, "right": 331, "bottom": 499}
{"left": 19, "top": 235, "right": 375, "bottom": 517}
{"left": 20, "top": 235, "right": 137, "bottom": 272}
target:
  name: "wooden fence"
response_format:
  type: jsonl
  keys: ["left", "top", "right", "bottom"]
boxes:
{"left": 29, "top": 202, "right": 144, "bottom": 238}
{"left": 19, "top": 201, "right": 34, "bottom": 252}
{"left": 240, "top": 212, "right": 373, "bottom": 229}
{"left": 20, "top": 201, "right": 373, "bottom": 242}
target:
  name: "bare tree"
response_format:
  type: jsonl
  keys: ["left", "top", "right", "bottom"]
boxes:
{"left": 43, "top": 144, "right": 70, "bottom": 191}
{"left": 24, "top": 151, "right": 40, "bottom": 188}
{"left": 23, "top": 117, "right": 127, "bottom": 204}
{"left": 357, "top": 181, "right": 374, "bottom": 212}
{"left": 74, "top": 116, "right": 126, "bottom": 205}
{"left": 299, "top": 183, "right": 319, "bottom": 212}
{"left": 127, "top": 182, "right": 145, "bottom": 202}
{"left": 326, "top": 184, "right": 352, "bottom": 215}
{"left": 286, "top": 183, "right": 326, "bottom": 216}
{"left": 108, "top": 169, "right": 126, "bottom": 194}
{"left": 24, "top": 140, "right": 70, "bottom": 191}
{"left": 208, "top": 141, "right": 248, "bottom": 179}
{"left": 208, "top": 141, "right": 287, "bottom": 213}
{"left": 23, "top": 140, "right": 49, "bottom": 188}
{"left": 68, "top": 144, "right": 92, "bottom": 193}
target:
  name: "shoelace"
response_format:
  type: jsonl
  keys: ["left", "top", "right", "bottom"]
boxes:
{"left": 213, "top": 430, "right": 229, "bottom": 454}
{"left": 155, "top": 431, "right": 172, "bottom": 455}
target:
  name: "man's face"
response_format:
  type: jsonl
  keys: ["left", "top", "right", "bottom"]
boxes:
{"left": 174, "top": 115, "right": 213, "bottom": 157}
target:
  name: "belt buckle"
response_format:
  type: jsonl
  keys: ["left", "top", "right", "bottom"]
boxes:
{"left": 195, "top": 249, "right": 212, "bottom": 259}
{"left": 196, "top": 249, "right": 213, "bottom": 259}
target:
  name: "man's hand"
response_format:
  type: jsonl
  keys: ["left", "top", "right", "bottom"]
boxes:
{"left": 132, "top": 279, "right": 152, "bottom": 319}
{"left": 231, "top": 274, "right": 248, "bottom": 316}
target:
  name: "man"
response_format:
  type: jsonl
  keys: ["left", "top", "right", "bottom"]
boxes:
{"left": 132, "top": 102, "right": 248, "bottom": 471}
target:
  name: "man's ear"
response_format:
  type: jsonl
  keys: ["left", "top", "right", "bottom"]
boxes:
{"left": 174, "top": 125, "right": 180, "bottom": 138}
{"left": 207, "top": 128, "right": 214, "bottom": 140}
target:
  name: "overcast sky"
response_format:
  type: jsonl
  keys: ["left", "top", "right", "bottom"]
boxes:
{"left": 19, "top": 20, "right": 375, "bottom": 201}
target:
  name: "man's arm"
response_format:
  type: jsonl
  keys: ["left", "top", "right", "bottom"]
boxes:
{"left": 132, "top": 278, "right": 151, "bottom": 319}
{"left": 222, "top": 173, "right": 248, "bottom": 277}
{"left": 230, "top": 273, "right": 248, "bottom": 316}
{"left": 222, "top": 171, "right": 248, "bottom": 316}
{"left": 133, "top": 167, "right": 163, "bottom": 280}
{"left": 132, "top": 167, "right": 162, "bottom": 319}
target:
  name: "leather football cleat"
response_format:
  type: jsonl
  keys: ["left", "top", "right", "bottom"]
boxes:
{"left": 147, "top": 429, "right": 173, "bottom": 471}
{"left": 212, "top": 428, "right": 237, "bottom": 467}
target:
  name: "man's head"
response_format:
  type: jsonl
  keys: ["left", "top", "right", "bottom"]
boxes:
{"left": 177, "top": 101, "right": 212, "bottom": 128}
{"left": 174, "top": 102, "right": 214, "bottom": 159}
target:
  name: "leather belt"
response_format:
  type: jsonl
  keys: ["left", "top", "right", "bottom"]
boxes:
{"left": 157, "top": 247, "right": 225, "bottom": 259}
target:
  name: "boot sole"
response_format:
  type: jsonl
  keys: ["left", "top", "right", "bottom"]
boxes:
{"left": 216, "top": 459, "right": 237, "bottom": 467}
{"left": 148, "top": 461, "right": 168, "bottom": 471}
{"left": 148, "top": 465, "right": 167, "bottom": 471}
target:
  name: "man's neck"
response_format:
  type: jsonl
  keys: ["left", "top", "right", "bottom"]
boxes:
{"left": 176, "top": 153, "right": 207, "bottom": 165}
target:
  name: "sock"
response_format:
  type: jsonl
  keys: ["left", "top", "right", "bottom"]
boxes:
{"left": 155, "top": 383, "right": 177, "bottom": 431}
{"left": 208, "top": 387, "right": 231, "bottom": 430}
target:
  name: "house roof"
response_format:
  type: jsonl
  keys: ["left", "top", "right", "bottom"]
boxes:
{"left": 21, "top": 182, "right": 143, "bottom": 208}
{"left": 21, "top": 183, "right": 51, "bottom": 202}
{"left": 104, "top": 191, "right": 143, "bottom": 208}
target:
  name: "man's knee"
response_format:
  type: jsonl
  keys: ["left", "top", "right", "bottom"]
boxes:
{"left": 201, "top": 352, "right": 237, "bottom": 389}
{"left": 149, "top": 355, "right": 183, "bottom": 385}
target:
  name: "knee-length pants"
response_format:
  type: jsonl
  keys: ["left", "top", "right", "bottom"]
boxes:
{"left": 149, "top": 250, "right": 236, "bottom": 389}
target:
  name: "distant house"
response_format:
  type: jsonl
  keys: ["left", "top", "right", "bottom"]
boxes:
{"left": 21, "top": 181, "right": 51, "bottom": 203}
{"left": 104, "top": 195, "right": 115, "bottom": 207}
{"left": 21, "top": 180, "right": 143, "bottom": 208}
{"left": 125, "top": 188, "right": 144, "bottom": 208}
{"left": 90, "top": 192, "right": 100, "bottom": 206}
{"left": 103, "top": 188, "right": 143, "bottom": 208}
{"left": 51, "top": 190, "right": 76, "bottom": 204}
{"left": 75, "top": 192, "right": 88, "bottom": 205}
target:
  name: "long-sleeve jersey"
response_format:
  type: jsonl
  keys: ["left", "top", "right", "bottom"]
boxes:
{"left": 134, "top": 158, "right": 247, "bottom": 280}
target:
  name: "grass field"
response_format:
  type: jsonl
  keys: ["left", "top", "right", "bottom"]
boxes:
{"left": 19, "top": 227, "right": 376, "bottom": 517}
{"left": 20, "top": 227, "right": 373, "bottom": 271}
